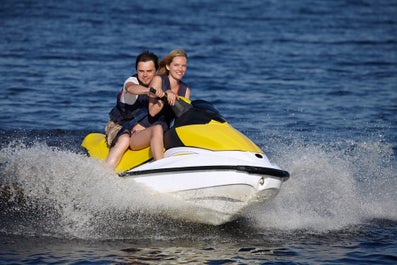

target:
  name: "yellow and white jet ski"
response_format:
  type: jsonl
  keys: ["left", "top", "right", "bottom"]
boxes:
{"left": 82, "top": 96, "right": 289, "bottom": 225}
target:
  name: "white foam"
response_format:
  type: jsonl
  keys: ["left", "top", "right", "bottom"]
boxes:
{"left": 250, "top": 138, "right": 397, "bottom": 231}
{"left": 1, "top": 138, "right": 396, "bottom": 238}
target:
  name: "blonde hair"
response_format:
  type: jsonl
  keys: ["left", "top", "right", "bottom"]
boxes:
{"left": 158, "top": 49, "right": 188, "bottom": 75}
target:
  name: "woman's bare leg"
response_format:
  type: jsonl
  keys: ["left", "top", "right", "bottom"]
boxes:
{"left": 130, "top": 125, "right": 164, "bottom": 160}
{"left": 150, "top": 125, "right": 164, "bottom": 160}
{"left": 105, "top": 134, "right": 130, "bottom": 168}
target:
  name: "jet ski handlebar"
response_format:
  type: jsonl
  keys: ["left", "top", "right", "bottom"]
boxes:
{"left": 150, "top": 87, "right": 192, "bottom": 118}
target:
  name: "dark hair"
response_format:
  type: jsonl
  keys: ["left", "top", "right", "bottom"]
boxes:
{"left": 135, "top": 50, "right": 159, "bottom": 71}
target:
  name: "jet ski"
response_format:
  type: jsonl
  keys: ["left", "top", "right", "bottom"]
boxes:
{"left": 82, "top": 95, "right": 289, "bottom": 225}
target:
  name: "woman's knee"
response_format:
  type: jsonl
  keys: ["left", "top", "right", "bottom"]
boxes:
{"left": 152, "top": 125, "right": 163, "bottom": 137}
{"left": 115, "top": 134, "right": 130, "bottom": 148}
{"left": 151, "top": 125, "right": 164, "bottom": 141}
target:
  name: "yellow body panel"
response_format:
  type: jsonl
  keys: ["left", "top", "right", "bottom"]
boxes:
{"left": 81, "top": 133, "right": 152, "bottom": 173}
{"left": 176, "top": 120, "right": 262, "bottom": 153}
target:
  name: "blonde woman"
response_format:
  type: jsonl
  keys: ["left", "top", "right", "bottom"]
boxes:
{"left": 149, "top": 49, "right": 191, "bottom": 129}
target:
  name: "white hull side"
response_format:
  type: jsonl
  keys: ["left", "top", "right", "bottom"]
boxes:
{"left": 169, "top": 176, "right": 281, "bottom": 225}
{"left": 122, "top": 148, "right": 287, "bottom": 225}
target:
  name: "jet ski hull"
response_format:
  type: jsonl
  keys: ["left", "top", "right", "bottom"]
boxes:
{"left": 82, "top": 98, "right": 290, "bottom": 225}
{"left": 120, "top": 147, "right": 289, "bottom": 225}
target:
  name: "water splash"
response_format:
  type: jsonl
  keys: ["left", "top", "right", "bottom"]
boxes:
{"left": 1, "top": 137, "right": 396, "bottom": 239}
{"left": 251, "top": 137, "right": 397, "bottom": 231}
{"left": 0, "top": 141, "right": 199, "bottom": 239}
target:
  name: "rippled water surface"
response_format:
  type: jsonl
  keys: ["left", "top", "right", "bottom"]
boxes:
{"left": 1, "top": 0, "right": 396, "bottom": 264}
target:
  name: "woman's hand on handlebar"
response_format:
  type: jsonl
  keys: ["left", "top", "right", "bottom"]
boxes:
{"left": 165, "top": 90, "right": 178, "bottom": 106}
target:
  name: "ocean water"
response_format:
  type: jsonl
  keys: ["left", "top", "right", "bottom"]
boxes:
{"left": 1, "top": 0, "right": 396, "bottom": 264}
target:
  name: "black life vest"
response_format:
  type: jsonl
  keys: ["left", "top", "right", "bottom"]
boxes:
{"left": 152, "top": 74, "right": 189, "bottom": 128}
{"left": 108, "top": 74, "right": 149, "bottom": 125}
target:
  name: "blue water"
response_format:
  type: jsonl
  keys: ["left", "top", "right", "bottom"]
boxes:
{"left": 1, "top": 0, "right": 396, "bottom": 264}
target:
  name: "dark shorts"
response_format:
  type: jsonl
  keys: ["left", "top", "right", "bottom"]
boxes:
{"left": 105, "top": 117, "right": 169, "bottom": 147}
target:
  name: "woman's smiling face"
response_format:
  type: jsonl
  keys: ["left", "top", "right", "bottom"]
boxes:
{"left": 167, "top": 56, "right": 187, "bottom": 80}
